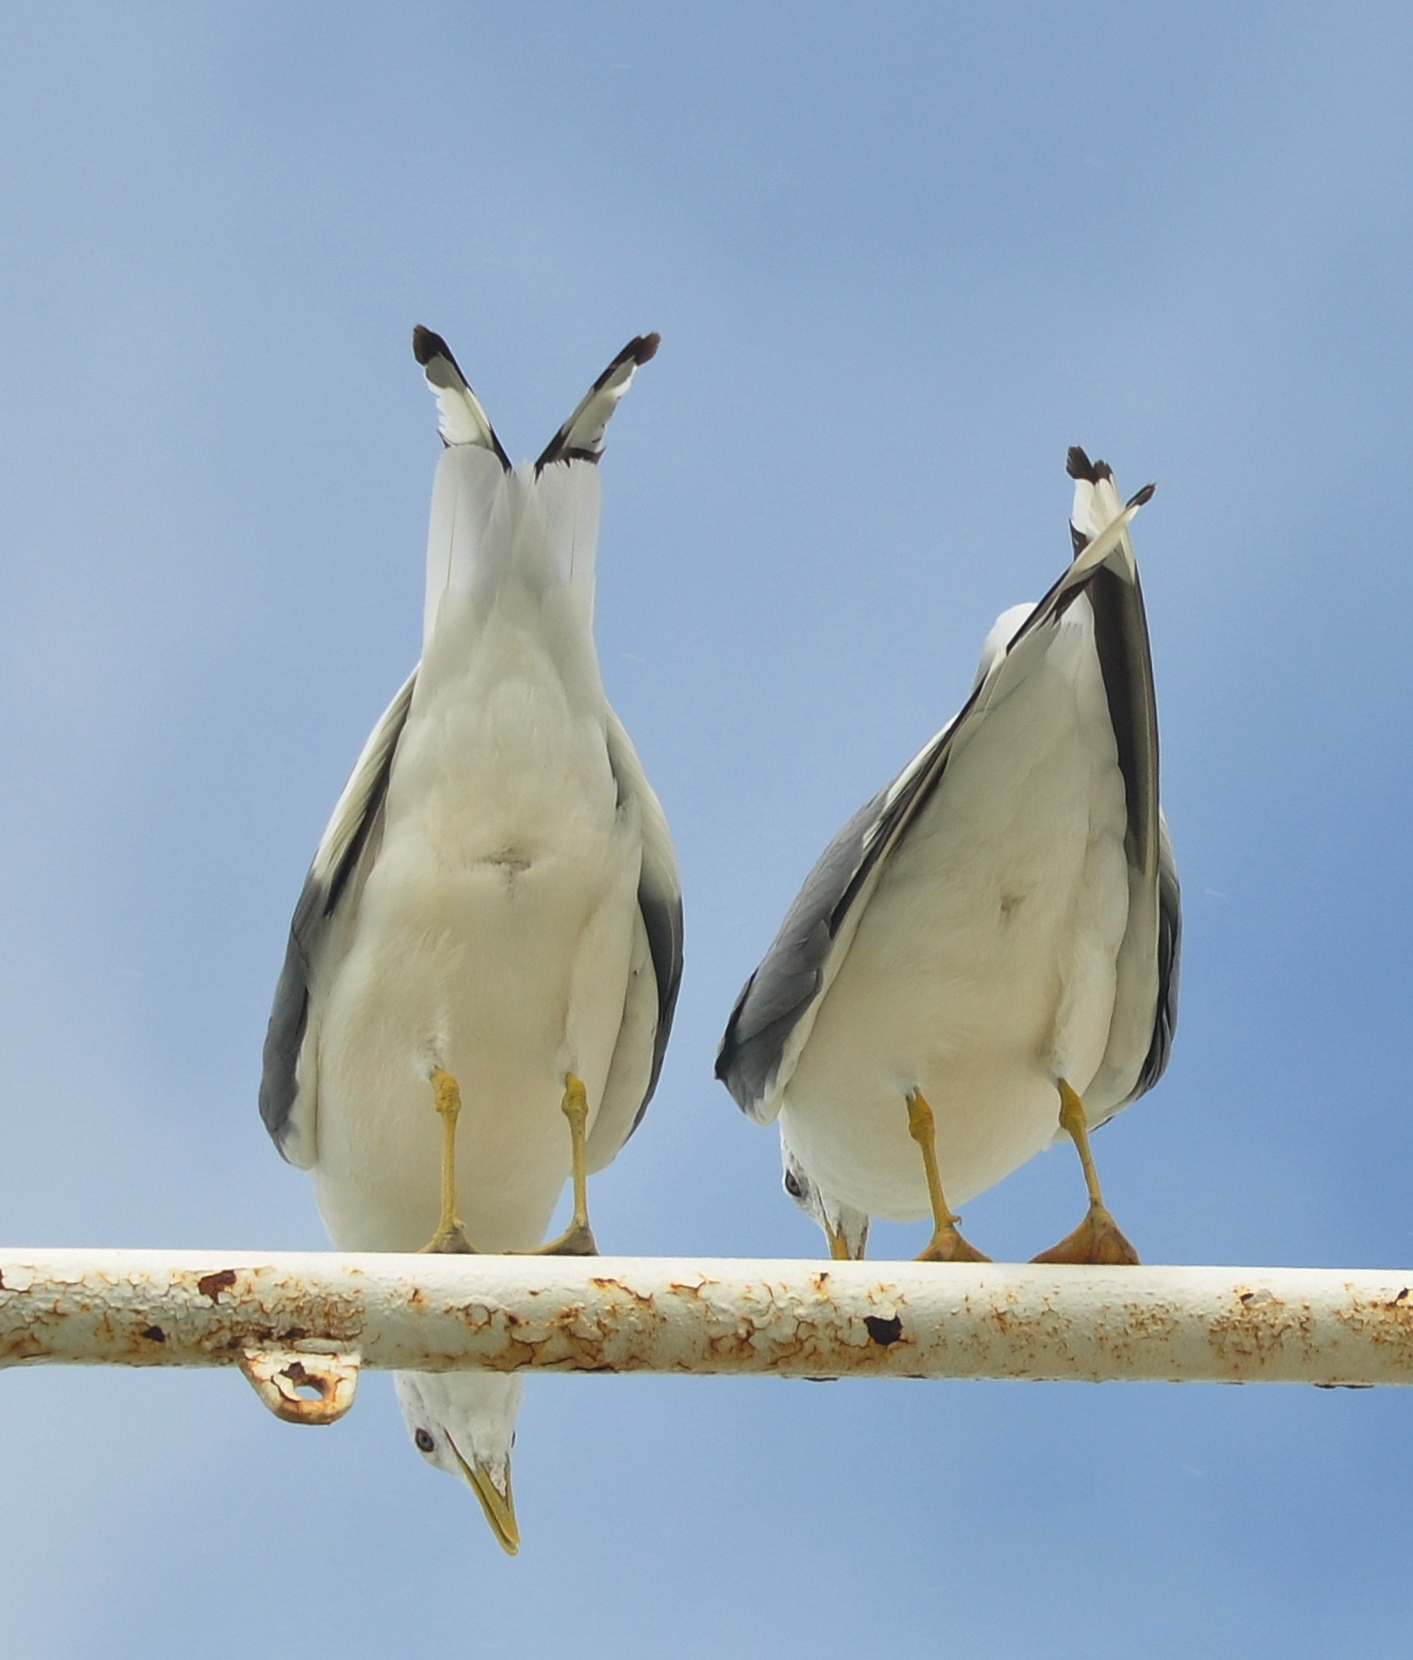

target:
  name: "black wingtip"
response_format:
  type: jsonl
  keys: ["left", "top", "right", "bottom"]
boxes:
{"left": 413, "top": 325, "right": 473, "bottom": 391}
{"left": 1066, "top": 446, "right": 1113, "bottom": 484}
{"left": 411, "top": 326, "right": 510, "bottom": 466}
{"left": 412, "top": 324, "right": 448, "bottom": 367}
{"left": 1066, "top": 446, "right": 1095, "bottom": 482}
{"left": 588, "top": 332, "right": 661, "bottom": 393}
{"left": 1127, "top": 482, "right": 1156, "bottom": 509}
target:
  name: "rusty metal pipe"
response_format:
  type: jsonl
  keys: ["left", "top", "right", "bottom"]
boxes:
{"left": 2, "top": 1253, "right": 1411, "bottom": 1421}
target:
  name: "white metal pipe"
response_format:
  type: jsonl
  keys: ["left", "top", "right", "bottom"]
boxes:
{"left": 3, "top": 1250, "right": 1412, "bottom": 1422}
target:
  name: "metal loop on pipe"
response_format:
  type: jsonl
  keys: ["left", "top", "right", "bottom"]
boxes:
{"left": 237, "top": 1345, "right": 361, "bottom": 1424}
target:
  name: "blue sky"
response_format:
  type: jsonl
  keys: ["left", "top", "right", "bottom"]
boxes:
{"left": 2, "top": 6, "right": 1412, "bottom": 1656}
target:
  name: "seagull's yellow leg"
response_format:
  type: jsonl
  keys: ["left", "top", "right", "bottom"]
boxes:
{"left": 1031, "top": 1079, "right": 1140, "bottom": 1265}
{"left": 907, "top": 1089, "right": 990, "bottom": 1263}
{"left": 530, "top": 1073, "right": 599, "bottom": 1257}
{"left": 419, "top": 1067, "right": 480, "bottom": 1255}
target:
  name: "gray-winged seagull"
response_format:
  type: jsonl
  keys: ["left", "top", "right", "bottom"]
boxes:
{"left": 717, "top": 449, "right": 1178, "bottom": 1265}
{"left": 259, "top": 328, "right": 683, "bottom": 1551}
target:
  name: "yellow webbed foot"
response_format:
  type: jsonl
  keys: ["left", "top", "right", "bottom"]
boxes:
{"left": 916, "top": 1224, "right": 992, "bottom": 1264}
{"left": 531, "top": 1220, "right": 599, "bottom": 1257}
{"left": 1031, "top": 1202, "right": 1139, "bottom": 1266}
{"left": 420, "top": 1225, "right": 479, "bottom": 1255}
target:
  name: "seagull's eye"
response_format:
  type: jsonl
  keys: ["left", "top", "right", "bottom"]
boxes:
{"left": 415, "top": 1428, "right": 436, "bottom": 1453}
{"left": 784, "top": 1170, "right": 805, "bottom": 1199}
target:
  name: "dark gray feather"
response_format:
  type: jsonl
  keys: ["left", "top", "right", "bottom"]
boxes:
{"left": 581, "top": 709, "right": 685, "bottom": 1167}
{"left": 1132, "top": 825, "right": 1181, "bottom": 1099}
{"left": 607, "top": 713, "right": 683, "bottom": 1138}
{"left": 258, "top": 878, "right": 328, "bottom": 1151}
{"left": 716, "top": 782, "right": 894, "bottom": 1120}
{"left": 633, "top": 875, "right": 683, "bottom": 1124}
{"left": 1083, "top": 561, "right": 1160, "bottom": 879}
{"left": 1068, "top": 473, "right": 1177, "bottom": 1105}
{"left": 258, "top": 671, "right": 417, "bottom": 1156}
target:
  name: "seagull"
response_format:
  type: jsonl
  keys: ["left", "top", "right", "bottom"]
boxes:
{"left": 716, "top": 449, "right": 1178, "bottom": 1265}
{"left": 259, "top": 327, "right": 683, "bottom": 1553}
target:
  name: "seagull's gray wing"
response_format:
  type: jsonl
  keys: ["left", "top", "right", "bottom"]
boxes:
{"left": 1056, "top": 447, "right": 1180, "bottom": 1121}
{"left": 534, "top": 334, "right": 661, "bottom": 472}
{"left": 412, "top": 326, "right": 510, "bottom": 466}
{"left": 259, "top": 668, "right": 418, "bottom": 1166}
{"left": 717, "top": 453, "right": 1161, "bottom": 1126}
{"left": 1138, "top": 814, "right": 1182, "bottom": 1093}
{"left": 584, "top": 708, "right": 683, "bottom": 1172}
{"left": 714, "top": 731, "right": 951, "bottom": 1124}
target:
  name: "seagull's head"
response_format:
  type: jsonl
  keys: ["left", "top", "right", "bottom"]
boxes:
{"left": 782, "top": 1143, "right": 825, "bottom": 1224}
{"left": 395, "top": 1370, "right": 523, "bottom": 1555}
{"left": 781, "top": 1139, "right": 870, "bottom": 1260}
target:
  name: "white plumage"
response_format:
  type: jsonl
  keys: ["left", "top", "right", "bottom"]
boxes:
{"left": 260, "top": 328, "right": 681, "bottom": 1551}
{"left": 719, "top": 451, "right": 1178, "bottom": 1263}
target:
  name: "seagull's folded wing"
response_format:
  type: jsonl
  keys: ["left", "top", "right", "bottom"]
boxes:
{"left": 259, "top": 669, "right": 418, "bottom": 1166}
{"left": 535, "top": 334, "right": 661, "bottom": 472}
{"left": 585, "top": 708, "right": 684, "bottom": 1172}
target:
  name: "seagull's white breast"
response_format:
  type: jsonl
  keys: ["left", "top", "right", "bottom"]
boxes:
{"left": 311, "top": 584, "right": 641, "bottom": 1252}
{"left": 781, "top": 597, "right": 1130, "bottom": 1220}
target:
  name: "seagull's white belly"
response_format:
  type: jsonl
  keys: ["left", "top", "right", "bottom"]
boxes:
{"left": 781, "top": 612, "right": 1130, "bottom": 1220}
{"left": 311, "top": 668, "right": 640, "bottom": 1252}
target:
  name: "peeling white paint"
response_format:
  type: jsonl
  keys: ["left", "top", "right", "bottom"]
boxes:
{"left": 0, "top": 1253, "right": 1410, "bottom": 1409}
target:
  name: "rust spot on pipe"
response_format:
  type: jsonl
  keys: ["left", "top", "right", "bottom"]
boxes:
{"left": 1, "top": 1332, "right": 48, "bottom": 1361}
{"left": 4, "top": 1254, "right": 1413, "bottom": 1385}
{"left": 668, "top": 1277, "right": 716, "bottom": 1296}
{"left": 590, "top": 1276, "right": 656, "bottom": 1307}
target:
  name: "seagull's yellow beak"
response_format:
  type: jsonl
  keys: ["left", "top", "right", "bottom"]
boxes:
{"left": 452, "top": 1443, "right": 520, "bottom": 1555}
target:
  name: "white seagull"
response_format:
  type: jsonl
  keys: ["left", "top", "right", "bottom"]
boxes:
{"left": 716, "top": 450, "right": 1178, "bottom": 1265}
{"left": 259, "top": 327, "right": 683, "bottom": 1552}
